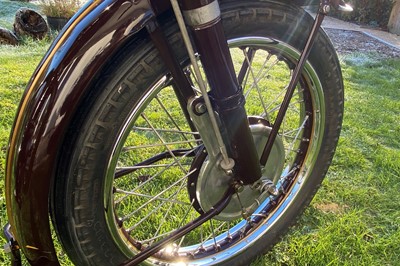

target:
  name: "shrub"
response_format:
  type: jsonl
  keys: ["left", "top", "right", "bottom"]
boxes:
{"left": 38, "top": 0, "right": 80, "bottom": 18}
{"left": 332, "top": 0, "right": 395, "bottom": 28}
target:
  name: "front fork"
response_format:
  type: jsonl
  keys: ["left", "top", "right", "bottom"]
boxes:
{"left": 174, "top": 0, "right": 353, "bottom": 183}
{"left": 126, "top": 0, "right": 354, "bottom": 265}
{"left": 176, "top": 0, "right": 262, "bottom": 185}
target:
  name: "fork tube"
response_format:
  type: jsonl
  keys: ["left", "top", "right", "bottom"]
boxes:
{"left": 259, "top": 3, "right": 329, "bottom": 166}
{"left": 179, "top": 0, "right": 262, "bottom": 184}
{"left": 146, "top": 19, "right": 197, "bottom": 132}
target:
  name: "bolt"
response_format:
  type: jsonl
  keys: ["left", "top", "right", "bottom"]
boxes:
{"left": 195, "top": 103, "right": 207, "bottom": 114}
{"left": 220, "top": 157, "right": 235, "bottom": 174}
{"left": 234, "top": 182, "right": 244, "bottom": 193}
{"left": 268, "top": 185, "right": 279, "bottom": 196}
{"left": 322, "top": 5, "right": 330, "bottom": 14}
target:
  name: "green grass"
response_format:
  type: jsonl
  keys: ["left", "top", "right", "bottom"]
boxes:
{"left": 1, "top": 47, "right": 399, "bottom": 265}
{"left": 252, "top": 54, "right": 400, "bottom": 265}
{"left": 1, "top": 1, "right": 400, "bottom": 264}
{"left": 1, "top": 2, "right": 52, "bottom": 264}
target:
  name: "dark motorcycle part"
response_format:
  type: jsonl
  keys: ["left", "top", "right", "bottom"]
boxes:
{"left": 146, "top": 18, "right": 197, "bottom": 132}
{"left": 188, "top": 118, "right": 285, "bottom": 221}
{"left": 121, "top": 188, "right": 234, "bottom": 266}
{"left": 4, "top": 1, "right": 345, "bottom": 265}
{"left": 5, "top": 1, "right": 156, "bottom": 264}
{"left": 3, "top": 224, "right": 22, "bottom": 266}
{"left": 50, "top": 1, "right": 344, "bottom": 264}
{"left": 181, "top": 0, "right": 262, "bottom": 185}
{"left": 260, "top": 2, "right": 329, "bottom": 166}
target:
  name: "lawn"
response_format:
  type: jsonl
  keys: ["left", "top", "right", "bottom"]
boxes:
{"left": 0, "top": 0, "right": 38, "bottom": 29}
{"left": 254, "top": 55, "right": 400, "bottom": 265}
{"left": 1, "top": 1, "right": 399, "bottom": 265}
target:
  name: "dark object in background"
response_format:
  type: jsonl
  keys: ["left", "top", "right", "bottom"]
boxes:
{"left": 46, "top": 16, "right": 69, "bottom": 31}
{"left": 13, "top": 8, "right": 48, "bottom": 40}
{"left": 0, "top": 27, "right": 19, "bottom": 45}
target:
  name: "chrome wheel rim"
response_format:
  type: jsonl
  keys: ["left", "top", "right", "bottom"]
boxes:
{"left": 103, "top": 36, "right": 325, "bottom": 265}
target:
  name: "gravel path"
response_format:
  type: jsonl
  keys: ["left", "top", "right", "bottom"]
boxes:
{"left": 325, "top": 28, "right": 400, "bottom": 58}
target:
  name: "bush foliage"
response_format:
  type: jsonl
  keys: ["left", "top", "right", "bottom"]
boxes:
{"left": 332, "top": 0, "right": 395, "bottom": 27}
{"left": 38, "top": 0, "right": 80, "bottom": 18}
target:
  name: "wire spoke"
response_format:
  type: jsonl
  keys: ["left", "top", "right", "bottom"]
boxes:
{"left": 120, "top": 169, "right": 196, "bottom": 222}
{"left": 286, "top": 115, "right": 309, "bottom": 154}
{"left": 122, "top": 139, "right": 200, "bottom": 151}
{"left": 116, "top": 163, "right": 191, "bottom": 171}
{"left": 242, "top": 49, "right": 272, "bottom": 117}
{"left": 114, "top": 188, "right": 191, "bottom": 206}
{"left": 155, "top": 95, "right": 195, "bottom": 149}
{"left": 243, "top": 52, "right": 275, "bottom": 97}
{"left": 266, "top": 97, "right": 304, "bottom": 117}
{"left": 193, "top": 221, "right": 228, "bottom": 253}
{"left": 114, "top": 148, "right": 196, "bottom": 204}
{"left": 132, "top": 126, "right": 199, "bottom": 136}
{"left": 127, "top": 174, "right": 191, "bottom": 238}
{"left": 238, "top": 47, "right": 256, "bottom": 86}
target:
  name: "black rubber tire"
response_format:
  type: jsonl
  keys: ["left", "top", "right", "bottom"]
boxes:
{"left": 53, "top": 1, "right": 344, "bottom": 265}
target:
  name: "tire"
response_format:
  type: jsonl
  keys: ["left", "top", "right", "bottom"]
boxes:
{"left": 53, "top": 1, "right": 344, "bottom": 265}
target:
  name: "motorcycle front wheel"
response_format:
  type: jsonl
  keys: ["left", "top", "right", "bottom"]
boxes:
{"left": 53, "top": 1, "right": 344, "bottom": 265}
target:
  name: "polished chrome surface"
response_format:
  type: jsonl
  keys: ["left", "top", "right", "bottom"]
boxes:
{"left": 195, "top": 123, "right": 285, "bottom": 221}
{"left": 182, "top": 0, "right": 220, "bottom": 27}
{"left": 170, "top": 0, "right": 233, "bottom": 169}
{"left": 102, "top": 36, "right": 325, "bottom": 265}
{"left": 5, "top": 0, "right": 155, "bottom": 263}
{"left": 338, "top": 3, "right": 354, "bottom": 12}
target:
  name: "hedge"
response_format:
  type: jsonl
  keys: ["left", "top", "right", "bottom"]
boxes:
{"left": 331, "top": 0, "right": 395, "bottom": 28}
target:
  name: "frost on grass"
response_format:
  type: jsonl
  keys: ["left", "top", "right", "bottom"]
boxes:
{"left": 342, "top": 53, "right": 380, "bottom": 67}
{"left": 325, "top": 29, "right": 400, "bottom": 59}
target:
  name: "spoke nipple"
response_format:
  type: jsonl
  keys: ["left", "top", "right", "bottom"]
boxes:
{"left": 117, "top": 219, "right": 123, "bottom": 227}
{"left": 279, "top": 187, "right": 287, "bottom": 195}
{"left": 214, "top": 244, "right": 221, "bottom": 252}
{"left": 268, "top": 186, "right": 279, "bottom": 196}
{"left": 247, "top": 218, "right": 256, "bottom": 227}
{"left": 242, "top": 209, "right": 250, "bottom": 219}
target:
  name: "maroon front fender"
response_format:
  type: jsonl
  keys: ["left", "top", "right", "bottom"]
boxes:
{"left": 4, "top": 0, "right": 161, "bottom": 264}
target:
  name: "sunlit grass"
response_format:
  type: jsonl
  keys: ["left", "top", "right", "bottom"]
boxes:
{"left": 253, "top": 55, "right": 400, "bottom": 265}
{"left": 1, "top": 47, "right": 399, "bottom": 265}
{"left": 1, "top": 2, "right": 399, "bottom": 263}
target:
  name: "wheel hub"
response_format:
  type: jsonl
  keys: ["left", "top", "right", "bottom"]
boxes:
{"left": 189, "top": 120, "right": 285, "bottom": 221}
